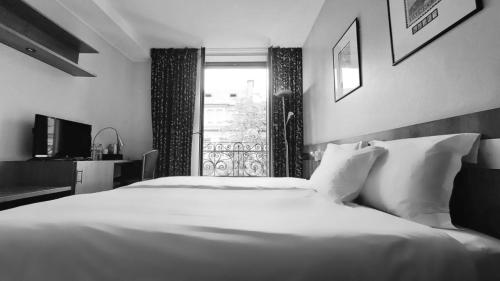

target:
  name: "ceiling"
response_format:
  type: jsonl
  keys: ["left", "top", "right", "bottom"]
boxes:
{"left": 55, "top": 0, "right": 325, "bottom": 61}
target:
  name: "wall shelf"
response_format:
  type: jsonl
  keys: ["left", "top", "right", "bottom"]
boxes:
{"left": 0, "top": 0, "right": 98, "bottom": 77}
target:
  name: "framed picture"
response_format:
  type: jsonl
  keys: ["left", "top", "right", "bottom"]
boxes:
{"left": 387, "top": 0, "right": 481, "bottom": 65}
{"left": 333, "top": 18, "right": 362, "bottom": 102}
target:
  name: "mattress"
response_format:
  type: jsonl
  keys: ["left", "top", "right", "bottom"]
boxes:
{"left": 441, "top": 228, "right": 500, "bottom": 281}
{"left": 0, "top": 177, "right": 478, "bottom": 281}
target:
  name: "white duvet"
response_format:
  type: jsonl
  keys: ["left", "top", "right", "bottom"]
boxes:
{"left": 0, "top": 177, "right": 477, "bottom": 281}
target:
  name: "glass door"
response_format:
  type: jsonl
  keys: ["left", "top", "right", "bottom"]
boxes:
{"left": 201, "top": 66, "right": 269, "bottom": 177}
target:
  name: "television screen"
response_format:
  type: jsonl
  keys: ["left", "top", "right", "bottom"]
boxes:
{"left": 33, "top": 114, "right": 92, "bottom": 159}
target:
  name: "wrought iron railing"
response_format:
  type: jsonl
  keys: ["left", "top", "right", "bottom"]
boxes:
{"left": 202, "top": 142, "right": 268, "bottom": 177}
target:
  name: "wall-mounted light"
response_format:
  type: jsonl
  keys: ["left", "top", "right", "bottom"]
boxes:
{"left": 309, "top": 149, "right": 323, "bottom": 162}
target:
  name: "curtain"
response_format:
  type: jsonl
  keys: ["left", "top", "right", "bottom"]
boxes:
{"left": 190, "top": 48, "right": 205, "bottom": 176}
{"left": 269, "top": 47, "right": 304, "bottom": 178}
{"left": 151, "top": 48, "right": 199, "bottom": 177}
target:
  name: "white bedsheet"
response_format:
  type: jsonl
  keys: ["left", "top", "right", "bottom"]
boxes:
{"left": 441, "top": 228, "right": 500, "bottom": 281}
{"left": 0, "top": 177, "right": 477, "bottom": 281}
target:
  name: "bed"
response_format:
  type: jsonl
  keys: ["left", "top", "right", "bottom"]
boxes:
{"left": 442, "top": 228, "right": 500, "bottom": 281}
{"left": 0, "top": 176, "right": 491, "bottom": 281}
{"left": 1, "top": 109, "right": 500, "bottom": 281}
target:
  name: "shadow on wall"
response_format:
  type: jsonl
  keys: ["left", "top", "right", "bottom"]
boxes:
{"left": 0, "top": 117, "right": 34, "bottom": 160}
{"left": 302, "top": 83, "right": 319, "bottom": 145}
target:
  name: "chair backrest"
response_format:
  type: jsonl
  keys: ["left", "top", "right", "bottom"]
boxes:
{"left": 142, "top": 150, "right": 159, "bottom": 181}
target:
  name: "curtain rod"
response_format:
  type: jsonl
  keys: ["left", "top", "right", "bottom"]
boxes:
{"left": 205, "top": 48, "right": 268, "bottom": 56}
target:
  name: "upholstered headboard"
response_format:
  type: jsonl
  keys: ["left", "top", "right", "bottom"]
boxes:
{"left": 303, "top": 107, "right": 500, "bottom": 239}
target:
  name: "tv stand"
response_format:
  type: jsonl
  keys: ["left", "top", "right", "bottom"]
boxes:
{"left": 0, "top": 159, "right": 141, "bottom": 210}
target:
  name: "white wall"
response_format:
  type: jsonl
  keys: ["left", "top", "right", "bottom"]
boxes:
{"left": 0, "top": 0, "right": 152, "bottom": 160}
{"left": 303, "top": 0, "right": 500, "bottom": 145}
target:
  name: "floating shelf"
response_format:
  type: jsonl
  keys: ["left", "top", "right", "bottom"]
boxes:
{"left": 0, "top": 0, "right": 98, "bottom": 77}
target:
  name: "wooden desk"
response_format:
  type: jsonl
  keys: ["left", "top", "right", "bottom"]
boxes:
{"left": 0, "top": 161, "right": 75, "bottom": 210}
{"left": 0, "top": 186, "right": 72, "bottom": 203}
{"left": 0, "top": 160, "right": 141, "bottom": 210}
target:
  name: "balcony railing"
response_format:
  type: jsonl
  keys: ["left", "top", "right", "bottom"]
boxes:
{"left": 202, "top": 142, "right": 268, "bottom": 177}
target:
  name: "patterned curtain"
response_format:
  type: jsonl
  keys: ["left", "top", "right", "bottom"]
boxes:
{"left": 151, "top": 48, "right": 198, "bottom": 177}
{"left": 269, "top": 47, "right": 304, "bottom": 178}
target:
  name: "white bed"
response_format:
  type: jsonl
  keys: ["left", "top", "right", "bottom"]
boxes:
{"left": 0, "top": 176, "right": 494, "bottom": 281}
{"left": 441, "top": 228, "right": 500, "bottom": 281}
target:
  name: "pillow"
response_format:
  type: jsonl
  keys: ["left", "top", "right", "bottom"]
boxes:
{"left": 310, "top": 144, "right": 386, "bottom": 203}
{"left": 337, "top": 141, "right": 366, "bottom": 151}
{"left": 360, "top": 133, "right": 481, "bottom": 229}
{"left": 462, "top": 135, "right": 481, "bottom": 163}
{"left": 313, "top": 141, "right": 366, "bottom": 161}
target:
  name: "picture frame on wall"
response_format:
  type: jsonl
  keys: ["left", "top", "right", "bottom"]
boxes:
{"left": 387, "top": 0, "right": 481, "bottom": 65}
{"left": 333, "top": 18, "right": 362, "bottom": 102}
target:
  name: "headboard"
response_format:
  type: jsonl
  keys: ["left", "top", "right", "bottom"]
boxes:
{"left": 303, "top": 107, "right": 500, "bottom": 239}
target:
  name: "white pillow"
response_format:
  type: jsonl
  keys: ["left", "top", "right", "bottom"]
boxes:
{"left": 313, "top": 141, "right": 366, "bottom": 161}
{"left": 360, "top": 133, "right": 481, "bottom": 229}
{"left": 310, "top": 144, "right": 386, "bottom": 203}
{"left": 337, "top": 141, "right": 366, "bottom": 151}
{"left": 463, "top": 135, "right": 481, "bottom": 163}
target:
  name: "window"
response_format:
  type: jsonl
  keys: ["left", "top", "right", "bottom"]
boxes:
{"left": 201, "top": 66, "right": 269, "bottom": 177}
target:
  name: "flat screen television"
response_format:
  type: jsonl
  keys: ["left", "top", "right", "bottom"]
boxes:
{"left": 33, "top": 114, "right": 92, "bottom": 159}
